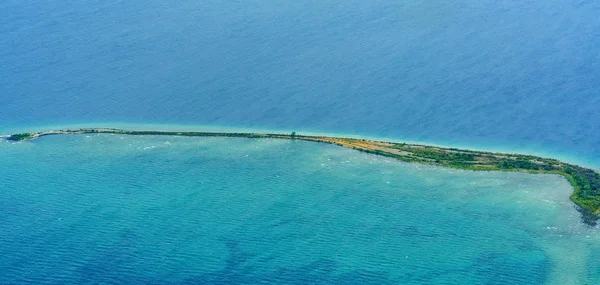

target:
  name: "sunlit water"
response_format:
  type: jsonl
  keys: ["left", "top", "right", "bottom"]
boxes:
{"left": 1, "top": 135, "right": 599, "bottom": 284}
{"left": 2, "top": 0, "right": 600, "bottom": 283}
{"left": 1, "top": 0, "right": 599, "bottom": 167}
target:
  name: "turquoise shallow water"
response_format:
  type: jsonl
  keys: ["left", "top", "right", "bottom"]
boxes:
{"left": 2, "top": 0, "right": 600, "bottom": 283}
{"left": 1, "top": 135, "right": 599, "bottom": 284}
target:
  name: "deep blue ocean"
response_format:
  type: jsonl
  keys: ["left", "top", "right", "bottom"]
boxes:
{"left": 1, "top": 0, "right": 600, "bottom": 284}
{"left": 1, "top": 0, "right": 599, "bottom": 167}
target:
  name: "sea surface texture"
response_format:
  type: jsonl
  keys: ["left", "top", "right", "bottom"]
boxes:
{"left": 1, "top": 135, "right": 599, "bottom": 284}
{"left": 2, "top": 1, "right": 600, "bottom": 284}
{"left": 1, "top": 0, "right": 599, "bottom": 167}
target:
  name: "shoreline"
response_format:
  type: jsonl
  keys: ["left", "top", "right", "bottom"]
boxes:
{"left": 7, "top": 127, "right": 600, "bottom": 226}
{"left": 4, "top": 122, "right": 595, "bottom": 170}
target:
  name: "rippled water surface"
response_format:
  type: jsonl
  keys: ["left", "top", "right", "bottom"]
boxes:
{"left": 1, "top": 0, "right": 599, "bottom": 166}
{"left": 2, "top": 0, "right": 600, "bottom": 283}
{"left": 1, "top": 135, "right": 599, "bottom": 284}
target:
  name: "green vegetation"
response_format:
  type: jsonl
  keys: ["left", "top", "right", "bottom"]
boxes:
{"left": 6, "top": 127, "right": 600, "bottom": 226}
{"left": 565, "top": 166, "right": 600, "bottom": 209}
{"left": 7, "top": 133, "right": 33, "bottom": 141}
{"left": 391, "top": 144, "right": 476, "bottom": 162}
{"left": 314, "top": 138, "right": 600, "bottom": 225}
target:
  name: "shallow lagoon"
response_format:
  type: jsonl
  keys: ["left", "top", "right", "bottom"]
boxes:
{"left": 1, "top": 135, "right": 598, "bottom": 284}
{"left": 2, "top": 0, "right": 600, "bottom": 283}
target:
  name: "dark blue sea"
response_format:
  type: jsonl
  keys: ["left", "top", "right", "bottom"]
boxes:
{"left": 1, "top": 1, "right": 600, "bottom": 284}
{"left": 1, "top": 0, "right": 599, "bottom": 167}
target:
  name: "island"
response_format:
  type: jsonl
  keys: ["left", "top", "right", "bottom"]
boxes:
{"left": 7, "top": 128, "right": 600, "bottom": 226}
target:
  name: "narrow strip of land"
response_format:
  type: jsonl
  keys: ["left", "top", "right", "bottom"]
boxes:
{"left": 7, "top": 128, "right": 600, "bottom": 226}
